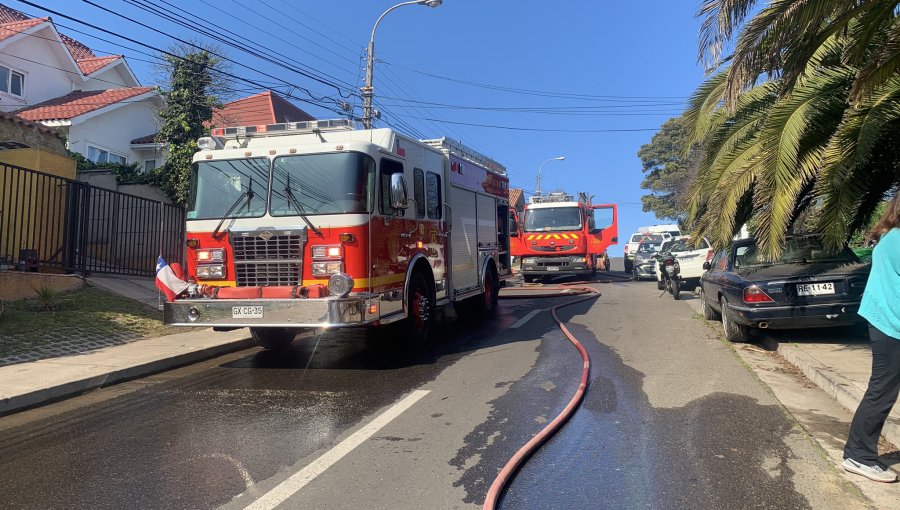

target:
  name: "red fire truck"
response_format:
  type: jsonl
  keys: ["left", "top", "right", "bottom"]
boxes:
{"left": 509, "top": 191, "right": 618, "bottom": 283}
{"left": 164, "top": 119, "right": 511, "bottom": 348}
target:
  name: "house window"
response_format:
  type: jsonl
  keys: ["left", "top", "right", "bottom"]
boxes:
{"left": 143, "top": 159, "right": 156, "bottom": 173}
{"left": 86, "top": 145, "right": 127, "bottom": 165}
{"left": 0, "top": 65, "right": 24, "bottom": 97}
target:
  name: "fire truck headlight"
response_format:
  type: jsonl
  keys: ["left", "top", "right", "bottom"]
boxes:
{"left": 196, "top": 248, "right": 225, "bottom": 263}
{"left": 312, "top": 261, "right": 344, "bottom": 277}
{"left": 328, "top": 273, "right": 354, "bottom": 297}
{"left": 196, "top": 264, "right": 225, "bottom": 279}
{"left": 311, "top": 245, "right": 343, "bottom": 260}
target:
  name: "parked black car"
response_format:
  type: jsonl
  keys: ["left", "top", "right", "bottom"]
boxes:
{"left": 699, "top": 236, "right": 870, "bottom": 342}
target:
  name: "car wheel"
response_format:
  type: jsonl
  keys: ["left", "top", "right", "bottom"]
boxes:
{"left": 720, "top": 296, "right": 750, "bottom": 343}
{"left": 700, "top": 288, "right": 720, "bottom": 320}
{"left": 624, "top": 259, "right": 632, "bottom": 273}
{"left": 523, "top": 275, "right": 535, "bottom": 284}
{"left": 251, "top": 328, "right": 297, "bottom": 350}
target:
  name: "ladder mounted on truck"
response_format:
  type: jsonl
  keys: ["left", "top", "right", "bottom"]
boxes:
{"left": 421, "top": 137, "right": 507, "bottom": 176}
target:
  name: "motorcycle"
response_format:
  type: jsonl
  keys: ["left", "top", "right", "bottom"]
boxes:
{"left": 659, "top": 254, "right": 681, "bottom": 300}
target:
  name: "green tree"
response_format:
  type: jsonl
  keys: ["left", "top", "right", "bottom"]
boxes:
{"left": 156, "top": 48, "right": 224, "bottom": 205}
{"left": 637, "top": 117, "right": 700, "bottom": 225}
{"left": 684, "top": 0, "right": 900, "bottom": 259}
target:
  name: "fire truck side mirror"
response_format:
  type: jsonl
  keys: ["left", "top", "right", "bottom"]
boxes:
{"left": 390, "top": 173, "right": 409, "bottom": 210}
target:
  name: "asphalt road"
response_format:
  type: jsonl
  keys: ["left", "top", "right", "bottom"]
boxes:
{"left": 0, "top": 268, "right": 870, "bottom": 509}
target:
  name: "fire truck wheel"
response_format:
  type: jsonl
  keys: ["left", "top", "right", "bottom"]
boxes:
{"left": 603, "top": 256, "right": 611, "bottom": 272}
{"left": 478, "top": 265, "right": 499, "bottom": 315}
{"left": 251, "top": 328, "right": 297, "bottom": 350}
{"left": 405, "top": 272, "right": 433, "bottom": 342}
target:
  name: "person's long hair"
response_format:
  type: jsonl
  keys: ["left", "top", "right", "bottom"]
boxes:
{"left": 870, "top": 192, "right": 900, "bottom": 242}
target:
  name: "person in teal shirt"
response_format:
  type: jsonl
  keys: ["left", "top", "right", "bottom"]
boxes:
{"left": 843, "top": 193, "right": 900, "bottom": 483}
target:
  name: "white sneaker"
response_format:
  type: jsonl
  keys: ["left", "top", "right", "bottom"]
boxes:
{"left": 843, "top": 458, "right": 898, "bottom": 483}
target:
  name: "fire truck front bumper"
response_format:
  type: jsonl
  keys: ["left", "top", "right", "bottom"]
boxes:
{"left": 520, "top": 256, "right": 592, "bottom": 276}
{"left": 164, "top": 296, "right": 381, "bottom": 328}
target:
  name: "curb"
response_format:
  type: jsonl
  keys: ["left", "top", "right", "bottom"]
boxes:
{"left": 778, "top": 344, "right": 900, "bottom": 448}
{"left": 0, "top": 336, "right": 255, "bottom": 416}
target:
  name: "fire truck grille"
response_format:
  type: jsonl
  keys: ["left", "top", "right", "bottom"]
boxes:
{"left": 533, "top": 245, "right": 576, "bottom": 252}
{"left": 231, "top": 233, "right": 303, "bottom": 287}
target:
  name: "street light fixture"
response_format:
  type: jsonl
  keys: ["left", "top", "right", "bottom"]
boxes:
{"left": 362, "top": 0, "right": 442, "bottom": 129}
{"left": 535, "top": 156, "right": 566, "bottom": 198}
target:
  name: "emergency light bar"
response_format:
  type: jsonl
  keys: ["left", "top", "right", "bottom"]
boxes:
{"left": 208, "top": 119, "right": 354, "bottom": 138}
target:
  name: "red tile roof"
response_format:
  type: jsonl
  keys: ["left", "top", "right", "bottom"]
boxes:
{"left": 0, "top": 4, "right": 95, "bottom": 59}
{"left": 509, "top": 188, "right": 524, "bottom": 208}
{"left": 211, "top": 91, "right": 314, "bottom": 127}
{"left": 16, "top": 87, "right": 155, "bottom": 121}
{"left": 0, "top": 110, "right": 64, "bottom": 137}
{"left": 0, "top": 17, "right": 47, "bottom": 42}
{"left": 77, "top": 55, "right": 122, "bottom": 75}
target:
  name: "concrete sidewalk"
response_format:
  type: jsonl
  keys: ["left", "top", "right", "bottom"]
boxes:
{"left": 0, "top": 275, "right": 255, "bottom": 416}
{"left": 684, "top": 297, "right": 900, "bottom": 449}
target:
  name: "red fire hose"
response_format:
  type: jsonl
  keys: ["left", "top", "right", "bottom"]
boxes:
{"left": 482, "top": 275, "right": 627, "bottom": 509}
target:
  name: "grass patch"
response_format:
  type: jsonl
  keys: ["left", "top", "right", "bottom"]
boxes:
{"left": 0, "top": 285, "right": 190, "bottom": 358}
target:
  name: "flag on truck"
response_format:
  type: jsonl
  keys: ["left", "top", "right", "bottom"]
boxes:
{"left": 155, "top": 256, "right": 189, "bottom": 301}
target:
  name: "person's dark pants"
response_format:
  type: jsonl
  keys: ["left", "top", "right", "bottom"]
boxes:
{"left": 844, "top": 325, "right": 900, "bottom": 464}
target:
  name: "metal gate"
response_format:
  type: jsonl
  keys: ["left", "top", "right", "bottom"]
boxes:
{"left": 1, "top": 162, "right": 184, "bottom": 276}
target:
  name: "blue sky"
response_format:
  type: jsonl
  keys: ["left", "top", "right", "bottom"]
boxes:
{"left": 21, "top": 0, "right": 706, "bottom": 255}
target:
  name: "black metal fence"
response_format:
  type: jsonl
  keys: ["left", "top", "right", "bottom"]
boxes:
{"left": 0, "top": 162, "right": 184, "bottom": 277}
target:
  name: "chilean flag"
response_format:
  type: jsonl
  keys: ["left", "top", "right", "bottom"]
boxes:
{"left": 155, "top": 256, "right": 189, "bottom": 301}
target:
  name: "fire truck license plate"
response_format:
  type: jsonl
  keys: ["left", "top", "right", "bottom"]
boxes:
{"left": 232, "top": 306, "right": 263, "bottom": 319}
{"left": 796, "top": 282, "right": 834, "bottom": 296}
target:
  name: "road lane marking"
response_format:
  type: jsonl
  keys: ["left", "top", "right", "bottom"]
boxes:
{"left": 511, "top": 309, "right": 544, "bottom": 329}
{"left": 243, "top": 389, "right": 430, "bottom": 510}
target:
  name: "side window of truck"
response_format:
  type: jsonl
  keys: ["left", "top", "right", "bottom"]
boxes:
{"left": 426, "top": 172, "right": 441, "bottom": 219}
{"left": 413, "top": 168, "right": 426, "bottom": 218}
{"left": 380, "top": 158, "right": 405, "bottom": 216}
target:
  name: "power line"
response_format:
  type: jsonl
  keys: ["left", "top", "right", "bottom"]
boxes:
{"left": 379, "top": 60, "right": 690, "bottom": 101}
{"left": 407, "top": 118, "right": 663, "bottom": 133}
{"left": 15, "top": 0, "right": 349, "bottom": 116}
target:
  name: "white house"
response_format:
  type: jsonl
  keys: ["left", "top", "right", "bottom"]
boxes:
{"left": 0, "top": 4, "right": 165, "bottom": 170}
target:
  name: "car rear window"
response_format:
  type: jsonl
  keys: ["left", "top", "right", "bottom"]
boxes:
{"left": 631, "top": 234, "right": 663, "bottom": 243}
{"left": 734, "top": 238, "right": 860, "bottom": 268}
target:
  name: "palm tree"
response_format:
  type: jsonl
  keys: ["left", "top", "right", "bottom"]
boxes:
{"left": 685, "top": 1, "right": 900, "bottom": 258}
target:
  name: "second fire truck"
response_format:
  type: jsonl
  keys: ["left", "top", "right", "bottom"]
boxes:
{"left": 510, "top": 191, "right": 618, "bottom": 282}
{"left": 164, "top": 119, "right": 511, "bottom": 348}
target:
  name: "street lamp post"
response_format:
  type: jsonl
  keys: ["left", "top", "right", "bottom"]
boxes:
{"left": 535, "top": 156, "right": 566, "bottom": 198}
{"left": 362, "top": 0, "right": 442, "bottom": 129}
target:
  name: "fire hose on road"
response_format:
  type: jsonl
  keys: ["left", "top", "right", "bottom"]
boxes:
{"left": 482, "top": 273, "right": 631, "bottom": 509}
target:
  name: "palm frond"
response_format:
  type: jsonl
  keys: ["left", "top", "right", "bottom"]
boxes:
{"left": 682, "top": 70, "right": 729, "bottom": 151}
{"left": 695, "top": 0, "right": 760, "bottom": 70}
{"left": 851, "top": 16, "right": 900, "bottom": 103}
{"left": 752, "top": 66, "right": 853, "bottom": 259}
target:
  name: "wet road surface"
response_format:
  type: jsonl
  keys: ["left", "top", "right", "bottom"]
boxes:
{"left": 0, "top": 273, "right": 870, "bottom": 509}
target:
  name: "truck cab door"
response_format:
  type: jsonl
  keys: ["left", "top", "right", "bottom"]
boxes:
{"left": 589, "top": 204, "right": 618, "bottom": 252}
{"left": 508, "top": 207, "right": 524, "bottom": 257}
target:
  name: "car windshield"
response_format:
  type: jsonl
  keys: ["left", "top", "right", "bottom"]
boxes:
{"left": 524, "top": 206, "right": 582, "bottom": 232}
{"left": 734, "top": 238, "right": 860, "bottom": 268}
{"left": 270, "top": 152, "right": 375, "bottom": 216}
{"left": 187, "top": 158, "right": 270, "bottom": 219}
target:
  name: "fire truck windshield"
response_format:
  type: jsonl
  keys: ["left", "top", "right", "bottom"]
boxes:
{"left": 523, "top": 206, "right": 582, "bottom": 232}
{"left": 271, "top": 152, "right": 374, "bottom": 216}
{"left": 188, "top": 158, "right": 269, "bottom": 220}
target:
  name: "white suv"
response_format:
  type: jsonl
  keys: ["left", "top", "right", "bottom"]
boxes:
{"left": 654, "top": 236, "right": 714, "bottom": 290}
